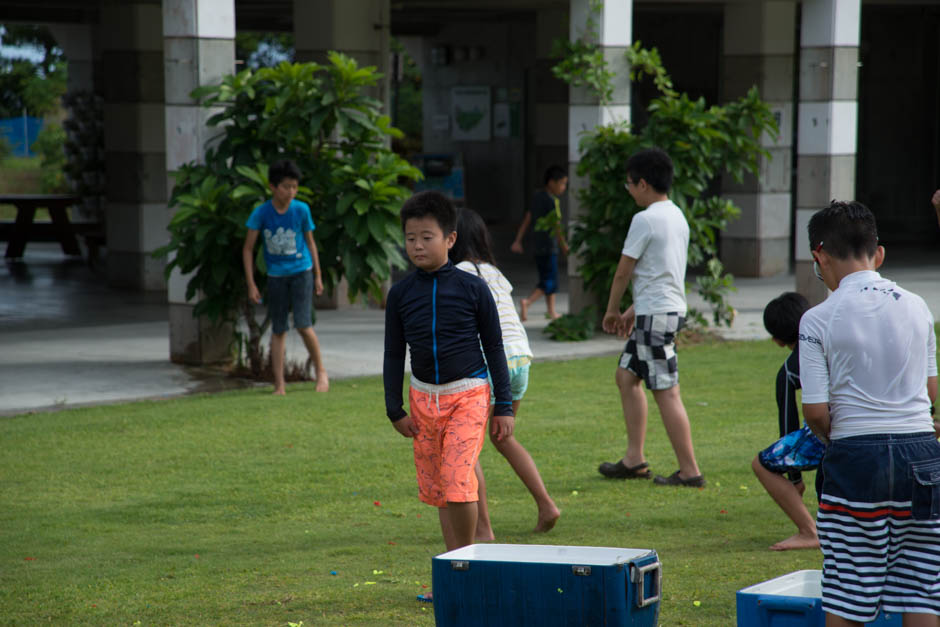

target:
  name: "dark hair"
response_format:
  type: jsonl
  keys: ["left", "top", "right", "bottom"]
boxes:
{"left": 544, "top": 164, "right": 567, "bottom": 185}
{"left": 807, "top": 200, "right": 878, "bottom": 260}
{"left": 763, "top": 292, "right": 809, "bottom": 345}
{"left": 626, "top": 147, "right": 673, "bottom": 193}
{"left": 268, "top": 159, "right": 302, "bottom": 186}
{"left": 400, "top": 190, "right": 457, "bottom": 234}
{"left": 449, "top": 208, "right": 496, "bottom": 266}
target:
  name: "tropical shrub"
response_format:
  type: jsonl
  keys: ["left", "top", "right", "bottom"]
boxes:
{"left": 554, "top": 18, "right": 778, "bottom": 328}
{"left": 155, "top": 54, "right": 421, "bottom": 373}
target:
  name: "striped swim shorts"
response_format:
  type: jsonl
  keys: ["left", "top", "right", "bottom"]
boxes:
{"left": 618, "top": 312, "right": 684, "bottom": 390}
{"left": 817, "top": 432, "right": 940, "bottom": 622}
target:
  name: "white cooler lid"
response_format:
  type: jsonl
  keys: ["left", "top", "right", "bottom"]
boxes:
{"left": 737, "top": 570, "right": 822, "bottom": 599}
{"left": 435, "top": 544, "right": 654, "bottom": 566}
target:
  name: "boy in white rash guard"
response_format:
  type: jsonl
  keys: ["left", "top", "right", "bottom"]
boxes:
{"left": 800, "top": 200, "right": 939, "bottom": 626}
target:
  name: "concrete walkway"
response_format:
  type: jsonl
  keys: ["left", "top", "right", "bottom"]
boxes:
{"left": 2, "top": 243, "right": 937, "bottom": 415}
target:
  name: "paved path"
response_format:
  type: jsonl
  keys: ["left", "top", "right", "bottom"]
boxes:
{"left": 2, "top": 244, "right": 937, "bottom": 415}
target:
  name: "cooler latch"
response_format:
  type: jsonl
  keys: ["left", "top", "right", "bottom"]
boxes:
{"left": 630, "top": 560, "right": 662, "bottom": 608}
{"left": 572, "top": 565, "right": 592, "bottom": 576}
{"left": 450, "top": 560, "right": 469, "bottom": 571}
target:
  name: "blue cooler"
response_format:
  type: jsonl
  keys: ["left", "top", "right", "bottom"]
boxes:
{"left": 736, "top": 570, "right": 901, "bottom": 626}
{"left": 432, "top": 543, "right": 661, "bottom": 626}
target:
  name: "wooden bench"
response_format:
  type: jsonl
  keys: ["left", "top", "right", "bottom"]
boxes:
{"left": 0, "top": 194, "right": 84, "bottom": 259}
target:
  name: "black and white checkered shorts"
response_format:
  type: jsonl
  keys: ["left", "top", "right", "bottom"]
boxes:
{"left": 618, "top": 312, "right": 684, "bottom": 390}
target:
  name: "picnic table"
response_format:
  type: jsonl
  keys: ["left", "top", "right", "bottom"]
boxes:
{"left": 0, "top": 194, "right": 83, "bottom": 259}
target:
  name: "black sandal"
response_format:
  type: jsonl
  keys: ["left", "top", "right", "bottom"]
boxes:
{"left": 598, "top": 460, "right": 651, "bottom": 479}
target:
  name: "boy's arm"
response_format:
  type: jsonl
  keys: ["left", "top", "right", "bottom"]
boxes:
{"left": 556, "top": 226, "right": 569, "bottom": 256}
{"left": 776, "top": 350, "right": 801, "bottom": 436}
{"left": 803, "top": 403, "right": 831, "bottom": 443}
{"left": 383, "top": 288, "right": 417, "bottom": 436}
{"left": 602, "top": 255, "right": 637, "bottom": 336}
{"left": 799, "top": 313, "right": 830, "bottom": 442}
{"left": 242, "top": 229, "right": 262, "bottom": 304}
{"left": 304, "top": 230, "right": 324, "bottom": 295}
{"left": 510, "top": 212, "right": 532, "bottom": 253}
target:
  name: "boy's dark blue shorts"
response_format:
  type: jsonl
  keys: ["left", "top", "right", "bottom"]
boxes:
{"left": 534, "top": 253, "right": 558, "bottom": 295}
{"left": 267, "top": 269, "right": 314, "bottom": 335}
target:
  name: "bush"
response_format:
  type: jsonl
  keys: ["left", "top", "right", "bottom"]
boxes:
{"left": 155, "top": 55, "right": 421, "bottom": 374}
{"left": 555, "top": 38, "right": 777, "bottom": 328}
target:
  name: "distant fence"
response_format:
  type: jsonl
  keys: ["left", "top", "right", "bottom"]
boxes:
{"left": 0, "top": 116, "right": 44, "bottom": 158}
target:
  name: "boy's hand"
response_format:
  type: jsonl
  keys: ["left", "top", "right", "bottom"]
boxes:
{"left": 510, "top": 241, "right": 523, "bottom": 254}
{"left": 247, "top": 284, "right": 262, "bottom": 304}
{"left": 602, "top": 311, "right": 622, "bottom": 335}
{"left": 392, "top": 415, "right": 419, "bottom": 438}
{"left": 932, "top": 189, "right": 940, "bottom": 211}
{"left": 314, "top": 275, "right": 324, "bottom": 296}
{"left": 491, "top": 414, "right": 514, "bottom": 441}
{"left": 619, "top": 307, "right": 636, "bottom": 337}
{"left": 560, "top": 242, "right": 570, "bottom": 256}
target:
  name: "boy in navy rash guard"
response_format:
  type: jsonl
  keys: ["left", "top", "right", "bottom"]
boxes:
{"left": 383, "top": 191, "right": 514, "bottom": 586}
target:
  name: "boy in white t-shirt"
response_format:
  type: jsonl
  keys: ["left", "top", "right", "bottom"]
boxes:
{"left": 801, "top": 200, "right": 939, "bottom": 625}
{"left": 597, "top": 148, "right": 704, "bottom": 488}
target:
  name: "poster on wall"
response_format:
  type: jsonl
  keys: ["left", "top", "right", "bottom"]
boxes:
{"left": 451, "top": 86, "right": 491, "bottom": 141}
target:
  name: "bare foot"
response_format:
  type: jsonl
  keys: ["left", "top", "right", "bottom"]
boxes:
{"left": 475, "top": 527, "right": 495, "bottom": 542}
{"left": 315, "top": 370, "right": 329, "bottom": 392}
{"left": 546, "top": 312, "right": 562, "bottom": 320}
{"left": 534, "top": 505, "right": 561, "bottom": 533}
{"left": 520, "top": 298, "right": 529, "bottom": 322}
{"left": 770, "top": 532, "right": 819, "bottom": 551}
{"left": 273, "top": 388, "right": 286, "bottom": 396}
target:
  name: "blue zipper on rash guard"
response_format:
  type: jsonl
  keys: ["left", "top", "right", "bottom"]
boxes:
{"left": 432, "top": 276, "right": 439, "bottom": 384}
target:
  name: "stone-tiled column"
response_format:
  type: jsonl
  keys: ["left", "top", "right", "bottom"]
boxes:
{"left": 294, "top": 0, "right": 390, "bottom": 107}
{"left": 795, "top": 0, "right": 860, "bottom": 305}
{"left": 720, "top": 2, "right": 796, "bottom": 278}
{"left": 567, "top": 0, "right": 632, "bottom": 313}
{"left": 293, "top": 0, "right": 390, "bottom": 308}
{"left": 163, "top": 0, "right": 236, "bottom": 364}
{"left": 100, "top": 0, "right": 166, "bottom": 290}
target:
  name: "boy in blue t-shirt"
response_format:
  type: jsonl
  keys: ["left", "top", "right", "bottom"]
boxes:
{"left": 242, "top": 159, "right": 328, "bottom": 394}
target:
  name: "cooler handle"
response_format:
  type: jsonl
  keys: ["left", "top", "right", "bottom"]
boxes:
{"left": 757, "top": 597, "right": 815, "bottom": 616}
{"left": 630, "top": 560, "right": 662, "bottom": 608}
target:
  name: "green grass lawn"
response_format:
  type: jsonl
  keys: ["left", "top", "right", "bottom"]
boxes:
{"left": 1, "top": 340, "right": 827, "bottom": 625}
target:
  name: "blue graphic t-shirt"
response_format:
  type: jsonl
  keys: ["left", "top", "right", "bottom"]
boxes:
{"left": 245, "top": 199, "right": 315, "bottom": 277}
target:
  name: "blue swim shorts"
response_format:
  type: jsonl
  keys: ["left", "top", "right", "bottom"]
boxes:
{"left": 534, "top": 254, "right": 558, "bottom": 295}
{"left": 487, "top": 356, "right": 530, "bottom": 404}
{"left": 758, "top": 425, "right": 825, "bottom": 475}
{"left": 267, "top": 269, "right": 314, "bottom": 335}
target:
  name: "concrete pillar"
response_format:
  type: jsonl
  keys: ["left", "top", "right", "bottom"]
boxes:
{"left": 100, "top": 0, "right": 166, "bottom": 291}
{"left": 293, "top": 0, "right": 390, "bottom": 108}
{"left": 293, "top": 0, "right": 389, "bottom": 309}
{"left": 47, "top": 24, "right": 98, "bottom": 94}
{"left": 532, "top": 6, "right": 569, "bottom": 220}
{"left": 720, "top": 2, "right": 796, "bottom": 278}
{"left": 795, "top": 0, "right": 860, "bottom": 305}
{"left": 163, "top": 0, "right": 236, "bottom": 364}
{"left": 48, "top": 23, "right": 103, "bottom": 223}
{"left": 567, "top": 0, "right": 632, "bottom": 313}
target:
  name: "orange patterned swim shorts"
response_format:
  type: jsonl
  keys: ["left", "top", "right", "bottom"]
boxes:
{"left": 408, "top": 376, "right": 490, "bottom": 507}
